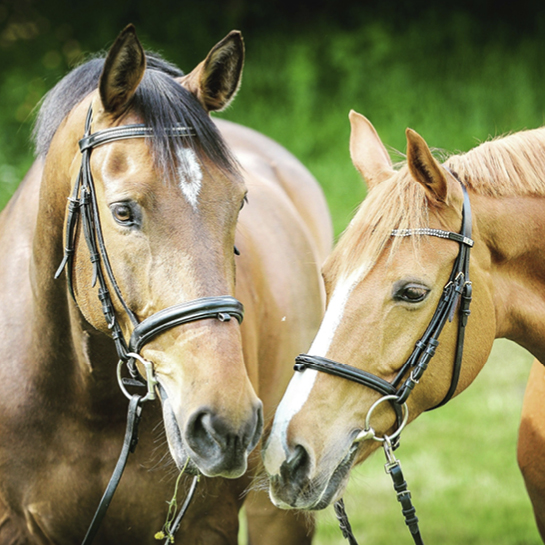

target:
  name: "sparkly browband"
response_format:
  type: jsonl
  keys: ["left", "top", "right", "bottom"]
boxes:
{"left": 391, "top": 228, "right": 473, "bottom": 247}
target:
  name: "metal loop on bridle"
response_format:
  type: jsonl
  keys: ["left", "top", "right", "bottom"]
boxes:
{"left": 117, "top": 353, "right": 158, "bottom": 403}
{"left": 354, "top": 394, "right": 409, "bottom": 444}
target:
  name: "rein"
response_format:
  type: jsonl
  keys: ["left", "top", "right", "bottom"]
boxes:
{"left": 55, "top": 105, "right": 245, "bottom": 544}
{"left": 294, "top": 178, "right": 473, "bottom": 545}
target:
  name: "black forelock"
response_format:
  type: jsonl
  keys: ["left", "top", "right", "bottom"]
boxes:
{"left": 32, "top": 52, "right": 239, "bottom": 178}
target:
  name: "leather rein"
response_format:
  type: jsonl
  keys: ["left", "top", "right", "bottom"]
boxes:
{"left": 294, "top": 177, "right": 474, "bottom": 545}
{"left": 55, "top": 105, "right": 245, "bottom": 544}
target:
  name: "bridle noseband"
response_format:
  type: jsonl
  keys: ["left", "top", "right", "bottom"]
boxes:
{"left": 56, "top": 105, "right": 245, "bottom": 544}
{"left": 294, "top": 177, "right": 473, "bottom": 545}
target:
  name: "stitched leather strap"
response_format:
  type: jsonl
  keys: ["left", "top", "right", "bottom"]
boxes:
{"left": 333, "top": 499, "right": 359, "bottom": 545}
{"left": 79, "top": 124, "right": 195, "bottom": 151}
{"left": 391, "top": 228, "right": 473, "bottom": 248}
{"left": 129, "top": 296, "right": 244, "bottom": 353}
{"left": 388, "top": 463, "right": 424, "bottom": 544}
{"left": 295, "top": 355, "right": 397, "bottom": 396}
{"left": 294, "top": 354, "right": 404, "bottom": 448}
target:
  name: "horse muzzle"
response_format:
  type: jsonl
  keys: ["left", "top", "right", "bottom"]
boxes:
{"left": 266, "top": 441, "right": 358, "bottom": 510}
{"left": 160, "top": 384, "right": 263, "bottom": 478}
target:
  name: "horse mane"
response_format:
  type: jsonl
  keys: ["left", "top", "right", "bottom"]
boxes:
{"left": 32, "top": 52, "right": 240, "bottom": 178}
{"left": 447, "top": 127, "right": 545, "bottom": 197}
{"left": 326, "top": 126, "right": 545, "bottom": 280}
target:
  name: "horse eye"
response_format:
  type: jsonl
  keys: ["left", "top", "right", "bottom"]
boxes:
{"left": 240, "top": 194, "right": 248, "bottom": 211}
{"left": 111, "top": 203, "right": 134, "bottom": 225}
{"left": 395, "top": 284, "right": 429, "bottom": 303}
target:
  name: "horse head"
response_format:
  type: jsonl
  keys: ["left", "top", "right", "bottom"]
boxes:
{"left": 47, "top": 26, "right": 262, "bottom": 479}
{"left": 262, "top": 111, "right": 495, "bottom": 508}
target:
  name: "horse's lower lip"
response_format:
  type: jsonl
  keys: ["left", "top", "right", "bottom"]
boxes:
{"left": 309, "top": 444, "right": 359, "bottom": 510}
{"left": 160, "top": 393, "right": 191, "bottom": 469}
{"left": 270, "top": 443, "right": 359, "bottom": 511}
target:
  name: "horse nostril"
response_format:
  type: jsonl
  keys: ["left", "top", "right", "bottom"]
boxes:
{"left": 281, "top": 444, "right": 311, "bottom": 485}
{"left": 185, "top": 405, "right": 264, "bottom": 462}
{"left": 186, "top": 409, "right": 225, "bottom": 454}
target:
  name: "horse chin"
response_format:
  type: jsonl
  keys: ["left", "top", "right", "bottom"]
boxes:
{"left": 269, "top": 443, "right": 358, "bottom": 511}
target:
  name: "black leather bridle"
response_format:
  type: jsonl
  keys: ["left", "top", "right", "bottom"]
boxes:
{"left": 294, "top": 177, "right": 474, "bottom": 545}
{"left": 55, "top": 105, "right": 245, "bottom": 544}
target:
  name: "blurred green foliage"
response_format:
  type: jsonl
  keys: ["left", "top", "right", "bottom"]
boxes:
{"left": 2, "top": 1, "right": 545, "bottom": 233}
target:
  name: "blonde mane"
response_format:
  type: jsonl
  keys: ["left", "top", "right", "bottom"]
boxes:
{"left": 449, "top": 127, "right": 545, "bottom": 197}
{"left": 326, "top": 126, "right": 545, "bottom": 280}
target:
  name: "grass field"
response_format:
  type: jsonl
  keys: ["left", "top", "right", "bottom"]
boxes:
{"left": 2, "top": 15, "right": 545, "bottom": 544}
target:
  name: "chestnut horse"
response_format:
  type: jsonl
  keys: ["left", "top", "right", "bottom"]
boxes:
{"left": 263, "top": 110, "right": 545, "bottom": 541}
{"left": 0, "top": 27, "right": 332, "bottom": 544}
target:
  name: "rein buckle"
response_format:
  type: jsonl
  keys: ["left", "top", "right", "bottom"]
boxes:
{"left": 383, "top": 436, "right": 399, "bottom": 473}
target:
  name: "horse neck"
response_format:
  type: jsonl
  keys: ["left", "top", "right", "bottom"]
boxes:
{"left": 473, "top": 191, "right": 545, "bottom": 361}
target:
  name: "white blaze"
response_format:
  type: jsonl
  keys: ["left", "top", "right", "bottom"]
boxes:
{"left": 177, "top": 148, "right": 202, "bottom": 210}
{"left": 264, "top": 263, "right": 371, "bottom": 475}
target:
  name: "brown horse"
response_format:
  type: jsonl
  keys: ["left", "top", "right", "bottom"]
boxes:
{"left": 0, "top": 26, "right": 332, "bottom": 544}
{"left": 262, "top": 110, "right": 545, "bottom": 541}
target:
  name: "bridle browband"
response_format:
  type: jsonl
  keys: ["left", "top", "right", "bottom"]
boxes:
{"left": 55, "top": 105, "right": 244, "bottom": 545}
{"left": 294, "top": 176, "right": 473, "bottom": 545}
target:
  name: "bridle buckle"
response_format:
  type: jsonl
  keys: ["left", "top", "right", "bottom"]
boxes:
{"left": 382, "top": 436, "right": 399, "bottom": 473}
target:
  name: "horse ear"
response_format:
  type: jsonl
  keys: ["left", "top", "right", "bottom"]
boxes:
{"left": 406, "top": 128, "right": 448, "bottom": 204}
{"left": 349, "top": 110, "right": 394, "bottom": 189}
{"left": 99, "top": 25, "right": 146, "bottom": 116}
{"left": 179, "top": 31, "right": 244, "bottom": 112}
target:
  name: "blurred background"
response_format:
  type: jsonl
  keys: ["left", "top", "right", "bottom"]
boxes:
{"left": 4, "top": 0, "right": 545, "bottom": 233}
{"left": 1, "top": 1, "right": 544, "bottom": 543}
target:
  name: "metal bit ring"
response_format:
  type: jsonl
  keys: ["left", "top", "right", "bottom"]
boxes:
{"left": 117, "top": 353, "right": 158, "bottom": 403}
{"left": 355, "top": 394, "right": 409, "bottom": 443}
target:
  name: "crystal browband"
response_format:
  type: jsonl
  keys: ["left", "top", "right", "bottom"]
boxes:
{"left": 391, "top": 228, "right": 473, "bottom": 247}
